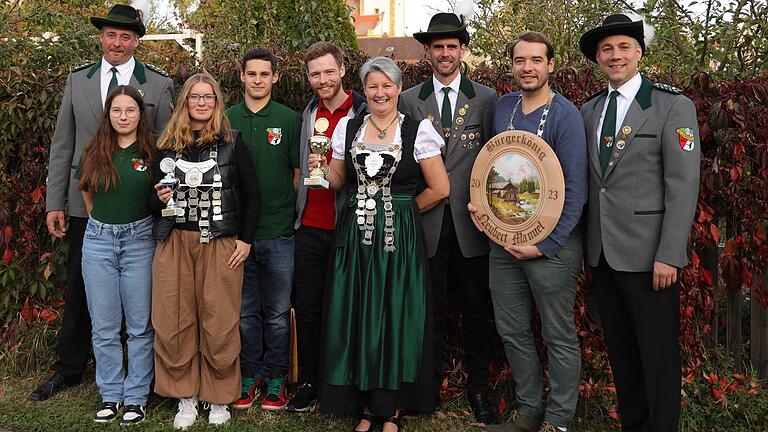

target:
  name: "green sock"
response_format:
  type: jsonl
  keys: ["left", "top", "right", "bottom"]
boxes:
{"left": 241, "top": 376, "right": 256, "bottom": 394}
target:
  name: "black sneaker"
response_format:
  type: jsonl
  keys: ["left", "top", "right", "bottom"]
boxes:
{"left": 120, "top": 404, "right": 146, "bottom": 426}
{"left": 94, "top": 401, "right": 122, "bottom": 423}
{"left": 285, "top": 383, "right": 317, "bottom": 413}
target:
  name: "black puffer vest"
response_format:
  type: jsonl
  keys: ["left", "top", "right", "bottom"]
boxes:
{"left": 159, "top": 130, "right": 242, "bottom": 240}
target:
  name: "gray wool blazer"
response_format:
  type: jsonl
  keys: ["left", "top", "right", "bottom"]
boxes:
{"left": 46, "top": 59, "right": 175, "bottom": 218}
{"left": 400, "top": 75, "right": 496, "bottom": 258}
{"left": 580, "top": 76, "right": 700, "bottom": 272}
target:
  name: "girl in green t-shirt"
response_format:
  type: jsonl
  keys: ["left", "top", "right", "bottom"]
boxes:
{"left": 78, "top": 85, "right": 156, "bottom": 425}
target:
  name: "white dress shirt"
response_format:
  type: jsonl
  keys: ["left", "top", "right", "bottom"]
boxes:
{"left": 433, "top": 73, "right": 461, "bottom": 119}
{"left": 596, "top": 72, "right": 642, "bottom": 150}
{"left": 100, "top": 56, "right": 136, "bottom": 107}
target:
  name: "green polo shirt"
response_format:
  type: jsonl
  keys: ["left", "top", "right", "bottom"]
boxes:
{"left": 75, "top": 143, "right": 153, "bottom": 224}
{"left": 227, "top": 99, "right": 300, "bottom": 239}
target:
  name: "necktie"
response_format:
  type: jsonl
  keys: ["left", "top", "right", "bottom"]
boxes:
{"left": 107, "top": 67, "right": 118, "bottom": 95}
{"left": 600, "top": 90, "right": 618, "bottom": 173}
{"left": 440, "top": 87, "right": 452, "bottom": 141}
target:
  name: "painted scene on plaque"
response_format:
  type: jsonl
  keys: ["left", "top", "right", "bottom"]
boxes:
{"left": 486, "top": 153, "right": 542, "bottom": 225}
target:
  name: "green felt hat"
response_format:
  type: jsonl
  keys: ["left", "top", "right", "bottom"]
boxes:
{"left": 413, "top": 13, "right": 470, "bottom": 46}
{"left": 579, "top": 14, "right": 645, "bottom": 63}
{"left": 91, "top": 4, "right": 146, "bottom": 37}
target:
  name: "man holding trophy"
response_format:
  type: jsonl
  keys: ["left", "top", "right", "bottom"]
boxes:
{"left": 288, "top": 41, "right": 367, "bottom": 413}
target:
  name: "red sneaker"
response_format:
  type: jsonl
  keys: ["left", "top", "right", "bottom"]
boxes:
{"left": 233, "top": 378, "right": 264, "bottom": 410}
{"left": 261, "top": 376, "right": 287, "bottom": 411}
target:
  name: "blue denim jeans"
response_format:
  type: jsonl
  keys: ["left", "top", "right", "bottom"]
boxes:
{"left": 82, "top": 215, "right": 155, "bottom": 405}
{"left": 239, "top": 235, "right": 294, "bottom": 379}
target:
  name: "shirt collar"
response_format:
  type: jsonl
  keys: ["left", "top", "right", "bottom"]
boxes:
{"left": 318, "top": 90, "right": 353, "bottom": 114}
{"left": 433, "top": 73, "right": 461, "bottom": 96}
{"left": 241, "top": 98, "right": 273, "bottom": 117}
{"left": 102, "top": 56, "right": 135, "bottom": 79}
{"left": 609, "top": 72, "right": 642, "bottom": 101}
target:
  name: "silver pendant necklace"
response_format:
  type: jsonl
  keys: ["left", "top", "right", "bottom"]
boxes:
{"left": 369, "top": 114, "right": 399, "bottom": 139}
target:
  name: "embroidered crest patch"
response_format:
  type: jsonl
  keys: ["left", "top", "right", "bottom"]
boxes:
{"left": 131, "top": 158, "right": 147, "bottom": 171}
{"left": 676, "top": 127, "right": 695, "bottom": 151}
{"left": 267, "top": 128, "right": 282, "bottom": 145}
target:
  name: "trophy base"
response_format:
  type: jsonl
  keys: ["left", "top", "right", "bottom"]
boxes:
{"left": 304, "top": 177, "right": 329, "bottom": 189}
{"left": 162, "top": 207, "right": 182, "bottom": 217}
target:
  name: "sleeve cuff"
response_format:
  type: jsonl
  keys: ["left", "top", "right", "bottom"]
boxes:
{"left": 536, "top": 238, "right": 561, "bottom": 258}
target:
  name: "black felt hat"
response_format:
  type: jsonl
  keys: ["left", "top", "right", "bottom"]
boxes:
{"left": 579, "top": 14, "right": 645, "bottom": 63}
{"left": 413, "top": 13, "right": 470, "bottom": 45}
{"left": 90, "top": 4, "right": 146, "bottom": 37}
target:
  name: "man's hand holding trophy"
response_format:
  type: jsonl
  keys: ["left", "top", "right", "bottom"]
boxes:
{"left": 304, "top": 117, "right": 332, "bottom": 189}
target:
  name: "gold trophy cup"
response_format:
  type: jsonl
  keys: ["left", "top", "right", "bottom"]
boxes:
{"left": 304, "top": 118, "right": 332, "bottom": 189}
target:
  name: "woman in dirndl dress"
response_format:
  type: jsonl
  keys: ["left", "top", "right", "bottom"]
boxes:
{"left": 311, "top": 56, "right": 450, "bottom": 432}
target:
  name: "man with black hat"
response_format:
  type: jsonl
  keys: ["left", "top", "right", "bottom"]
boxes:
{"left": 578, "top": 13, "right": 700, "bottom": 431}
{"left": 32, "top": 4, "right": 174, "bottom": 403}
{"left": 400, "top": 12, "right": 497, "bottom": 425}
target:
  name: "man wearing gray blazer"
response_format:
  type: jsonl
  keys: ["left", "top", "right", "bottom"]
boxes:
{"left": 32, "top": 4, "right": 174, "bottom": 402}
{"left": 579, "top": 14, "right": 700, "bottom": 431}
{"left": 400, "top": 12, "right": 497, "bottom": 424}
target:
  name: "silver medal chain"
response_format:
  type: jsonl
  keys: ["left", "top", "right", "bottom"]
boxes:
{"left": 507, "top": 90, "right": 555, "bottom": 137}
{"left": 174, "top": 144, "right": 224, "bottom": 244}
{"left": 350, "top": 118, "right": 402, "bottom": 252}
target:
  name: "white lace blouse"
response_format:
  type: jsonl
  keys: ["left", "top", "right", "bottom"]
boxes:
{"left": 331, "top": 114, "right": 444, "bottom": 162}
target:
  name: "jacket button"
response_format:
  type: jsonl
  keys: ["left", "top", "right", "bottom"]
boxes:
{"left": 600, "top": 187, "right": 606, "bottom": 193}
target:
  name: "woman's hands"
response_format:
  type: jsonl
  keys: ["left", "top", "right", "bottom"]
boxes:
{"left": 228, "top": 240, "right": 251, "bottom": 269}
{"left": 154, "top": 182, "right": 173, "bottom": 204}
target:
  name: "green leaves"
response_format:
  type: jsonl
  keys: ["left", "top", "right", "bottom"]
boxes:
{"left": 179, "top": 0, "right": 358, "bottom": 61}
{"left": 468, "top": 0, "right": 767, "bottom": 83}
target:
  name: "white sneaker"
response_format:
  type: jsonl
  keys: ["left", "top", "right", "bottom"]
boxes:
{"left": 173, "top": 397, "right": 198, "bottom": 430}
{"left": 208, "top": 403, "right": 231, "bottom": 425}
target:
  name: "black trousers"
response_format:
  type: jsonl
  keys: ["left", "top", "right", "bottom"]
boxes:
{"left": 53, "top": 216, "right": 90, "bottom": 378}
{"left": 592, "top": 255, "right": 681, "bottom": 432}
{"left": 430, "top": 206, "right": 490, "bottom": 395}
{"left": 293, "top": 225, "right": 334, "bottom": 386}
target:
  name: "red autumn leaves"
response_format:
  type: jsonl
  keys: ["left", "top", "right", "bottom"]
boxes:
{"left": 20, "top": 297, "right": 57, "bottom": 324}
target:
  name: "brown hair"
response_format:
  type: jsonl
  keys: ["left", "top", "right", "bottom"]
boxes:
{"left": 156, "top": 72, "right": 232, "bottom": 151}
{"left": 508, "top": 31, "right": 555, "bottom": 61}
{"left": 303, "top": 41, "right": 344, "bottom": 67}
{"left": 79, "top": 85, "right": 154, "bottom": 192}
{"left": 242, "top": 47, "right": 278, "bottom": 73}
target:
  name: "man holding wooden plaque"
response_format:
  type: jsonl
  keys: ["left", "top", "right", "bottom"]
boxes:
{"left": 474, "top": 32, "right": 588, "bottom": 432}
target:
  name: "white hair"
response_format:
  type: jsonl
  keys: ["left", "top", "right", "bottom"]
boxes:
{"left": 359, "top": 56, "right": 403, "bottom": 87}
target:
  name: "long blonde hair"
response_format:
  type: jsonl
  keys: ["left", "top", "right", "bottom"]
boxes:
{"left": 157, "top": 72, "right": 232, "bottom": 151}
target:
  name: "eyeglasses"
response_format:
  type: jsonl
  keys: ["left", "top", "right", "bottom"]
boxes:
{"left": 188, "top": 94, "right": 217, "bottom": 103}
{"left": 109, "top": 107, "right": 139, "bottom": 118}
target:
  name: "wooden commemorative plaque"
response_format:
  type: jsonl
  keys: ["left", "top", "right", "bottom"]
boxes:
{"left": 469, "top": 130, "right": 565, "bottom": 247}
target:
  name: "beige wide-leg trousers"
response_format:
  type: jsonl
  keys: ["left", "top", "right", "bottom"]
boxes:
{"left": 152, "top": 229, "right": 243, "bottom": 404}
